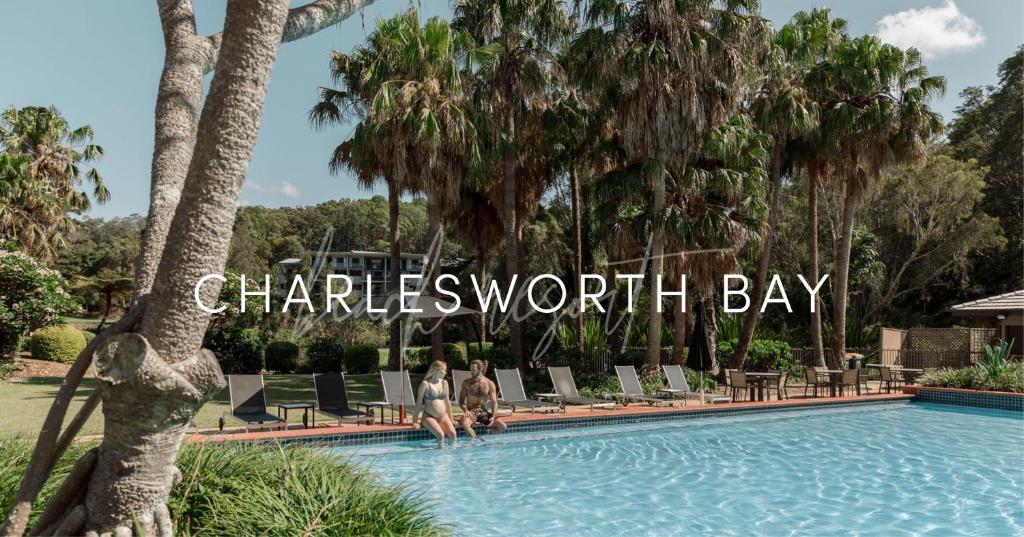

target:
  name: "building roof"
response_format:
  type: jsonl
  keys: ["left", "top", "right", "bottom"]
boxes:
{"left": 949, "top": 290, "right": 1024, "bottom": 316}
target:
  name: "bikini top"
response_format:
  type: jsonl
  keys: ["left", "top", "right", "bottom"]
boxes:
{"left": 423, "top": 380, "right": 448, "bottom": 401}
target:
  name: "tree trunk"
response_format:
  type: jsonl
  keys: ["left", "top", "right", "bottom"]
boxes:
{"left": 427, "top": 195, "right": 444, "bottom": 363}
{"left": 476, "top": 248, "right": 487, "bottom": 350}
{"left": 830, "top": 183, "right": 860, "bottom": 369}
{"left": 387, "top": 182, "right": 402, "bottom": 370}
{"left": 704, "top": 294, "right": 720, "bottom": 375}
{"left": 731, "top": 148, "right": 783, "bottom": 369}
{"left": 604, "top": 258, "right": 625, "bottom": 362}
{"left": 84, "top": 2, "right": 290, "bottom": 533}
{"left": 808, "top": 172, "right": 826, "bottom": 368}
{"left": 645, "top": 169, "right": 666, "bottom": 370}
{"left": 503, "top": 117, "right": 522, "bottom": 368}
{"left": 671, "top": 296, "right": 687, "bottom": 365}
{"left": 133, "top": 0, "right": 207, "bottom": 299}
{"left": 570, "top": 165, "right": 584, "bottom": 352}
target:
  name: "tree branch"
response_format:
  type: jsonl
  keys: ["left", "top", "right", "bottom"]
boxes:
{"left": 200, "top": 0, "right": 374, "bottom": 73}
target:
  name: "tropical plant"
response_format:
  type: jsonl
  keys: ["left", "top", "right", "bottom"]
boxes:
{"left": 574, "top": 0, "right": 769, "bottom": 369}
{"left": 0, "top": 106, "right": 107, "bottom": 260}
{"left": 807, "top": 36, "right": 945, "bottom": 366}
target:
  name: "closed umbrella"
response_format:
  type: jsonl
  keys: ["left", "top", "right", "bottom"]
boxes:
{"left": 685, "top": 301, "right": 714, "bottom": 403}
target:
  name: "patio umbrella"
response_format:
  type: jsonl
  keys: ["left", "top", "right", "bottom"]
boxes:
{"left": 686, "top": 300, "right": 714, "bottom": 403}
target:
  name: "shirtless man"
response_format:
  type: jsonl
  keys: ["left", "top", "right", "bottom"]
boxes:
{"left": 459, "top": 359, "right": 507, "bottom": 437}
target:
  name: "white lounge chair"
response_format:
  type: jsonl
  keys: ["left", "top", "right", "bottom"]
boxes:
{"left": 614, "top": 365, "right": 681, "bottom": 406}
{"left": 661, "top": 365, "right": 731, "bottom": 404}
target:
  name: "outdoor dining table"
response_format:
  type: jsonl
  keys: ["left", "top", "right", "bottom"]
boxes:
{"left": 865, "top": 364, "right": 925, "bottom": 385}
{"left": 744, "top": 372, "right": 781, "bottom": 401}
{"left": 817, "top": 369, "right": 847, "bottom": 397}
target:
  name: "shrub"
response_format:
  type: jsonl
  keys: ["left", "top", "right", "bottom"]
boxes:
{"left": 717, "top": 339, "right": 792, "bottom": 371}
{"left": 575, "top": 372, "right": 620, "bottom": 398}
{"left": 265, "top": 340, "right": 300, "bottom": 373}
{"left": 0, "top": 438, "right": 441, "bottom": 536}
{"left": 79, "top": 330, "right": 95, "bottom": 343}
{"left": 304, "top": 337, "right": 346, "bottom": 373}
{"left": 346, "top": 344, "right": 380, "bottom": 374}
{"left": 29, "top": 325, "right": 86, "bottom": 364}
{"left": 443, "top": 342, "right": 468, "bottom": 369}
{"left": 0, "top": 250, "right": 79, "bottom": 358}
{"left": 921, "top": 361, "right": 1024, "bottom": 393}
{"left": 467, "top": 346, "right": 516, "bottom": 371}
{"left": 204, "top": 328, "right": 264, "bottom": 374}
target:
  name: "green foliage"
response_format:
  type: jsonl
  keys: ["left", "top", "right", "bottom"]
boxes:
{"left": 79, "top": 329, "right": 95, "bottom": 343}
{"left": 556, "top": 318, "right": 608, "bottom": 355}
{"left": 265, "top": 340, "right": 301, "bottom": 373}
{"left": 303, "top": 337, "right": 346, "bottom": 374}
{"left": 204, "top": 328, "right": 264, "bottom": 374}
{"left": 718, "top": 339, "right": 793, "bottom": 371}
{"left": 981, "top": 339, "right": 1014, "bottom": 379}
{"left": 0, "top": 438, "right": 441, "bottom": 536}
{"left": 921, "top": 360, "right": 1024, "bottom": 393}
{"left": 575, "top": 372, "right": 620, "bottom": 399}
{"left": 406, "top": 344, "right": 469, "bottom": 373}
{"left": 29, "top": 325, "right": 86, "bottom": 364}
{"left": 467, "top": 346, "right": 516, "bottom": 371}
{"left": 0, "top": 249, "right": 79, "bottom": 358}
{"left": 442, "top": 343, "right": 467, "bottom": 369}
{"left": 345, "top": 344, "right": 380, "bottom": 374}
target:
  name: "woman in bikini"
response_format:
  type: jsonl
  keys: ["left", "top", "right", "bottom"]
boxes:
{"left": 412, "top": 360, "right": 457, "bottom": 447}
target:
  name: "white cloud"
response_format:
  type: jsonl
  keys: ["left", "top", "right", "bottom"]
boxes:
{"left": 243, "top": 180, "right": 301, "bottom": 199}
{"left": 876, "top": 1, "right": 985, "bottom": 59}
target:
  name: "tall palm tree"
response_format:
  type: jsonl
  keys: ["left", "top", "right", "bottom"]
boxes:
{"left": 730, "top": 8, "right": 846, "bottom": 369}
{"left": 808, "top": 37, "right": 945, "bottom": 366}
{"left": 312, "top": 10, "right": 478, "bottom": 366}
{"left": 0, "top": 106, "right": 107, "bottom": 260}
{"left": 574, "top": 0, "right": 769, "bottom": 369}
{"left": 454, "top": 0, "right": 573, "bottom": 367}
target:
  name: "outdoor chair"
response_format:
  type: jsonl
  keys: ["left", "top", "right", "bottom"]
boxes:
{"left": 219, "top": 374, "right": 286, "bottom": 432}
{"left": 728, "top": 370, "right": 749, "bottom": 402}
{"left": 613, "top": 366, "right": 680, "bottom": 406}
{"left": 722, "top": 368, "right": 738, "bottom": 395}
{"left": 803, "top": 368, "right": 828, "bottom": 398}
{"left": 661, "top": 365, "right": 731, "bottom": 404}
{"left": 769, "top": 370, "right": 789, "bottom": 401}
{"left": 878, "top": 366, "right": 903, "bottom": 394}
{"left": 835, "top": 369, "right": 859, "bottom": 396}
{"left": 494, "top": 368, "right": 560, "bottom": 413}
{"left": 380, "top": 370, "right": 419, "bottom": 418}
{"left": 548, "top": 367, "right": 616, "bottom": 410}
{"left": 313, "top": 373, "right": 371, "bottom": 426}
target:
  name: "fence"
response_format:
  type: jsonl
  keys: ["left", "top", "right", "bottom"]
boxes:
{"left": 790, "top": 347, "right": 873, "bottom": 368}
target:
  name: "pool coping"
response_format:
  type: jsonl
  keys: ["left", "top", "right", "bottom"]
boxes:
{"left": 188, "top": 393, "right": 915, "bottom": 446}
{"left": 903, "top": 385, "right": 1024, "bottom": 411}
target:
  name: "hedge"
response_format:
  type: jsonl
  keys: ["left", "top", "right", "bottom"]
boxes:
{"left": 29, "top": 325, "right": 87, "bottom": 364}
{"left": 346, "top": 344, "right": 380, "bottom": 374}
{"left": 717, "top": 339, "right": 793, "bottom": 371}
{"left": 304, "top": 337, "right": 345, "bottom": 373}
{"left": 204, "top": 328, "right": 264, "bottom": 374}
{"left": 265, "top": 340, "right": 301, "bottom": 373}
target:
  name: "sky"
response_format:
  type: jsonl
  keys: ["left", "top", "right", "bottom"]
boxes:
{"left": 1, "top": 0, "right": 1020, "bottom": 219}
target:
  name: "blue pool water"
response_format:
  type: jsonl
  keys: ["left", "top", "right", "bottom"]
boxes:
{"left": 329, "top": 402, "right": 1023, "bottom": 536}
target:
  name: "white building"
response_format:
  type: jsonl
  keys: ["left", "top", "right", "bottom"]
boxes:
{"left": 276, "top": 250, "right": 427, "bottom": 299}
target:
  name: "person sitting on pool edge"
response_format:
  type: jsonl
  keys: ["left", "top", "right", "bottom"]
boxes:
{"left": 412, "top": 360, "right": 458, "bottom": 447}
{"left": 459, "top": 359, "right": 507, "bottom": 437}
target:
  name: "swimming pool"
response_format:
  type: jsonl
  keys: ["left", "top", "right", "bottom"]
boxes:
{"left": 330, "top": 402, "right": 1023, "bottom": 536}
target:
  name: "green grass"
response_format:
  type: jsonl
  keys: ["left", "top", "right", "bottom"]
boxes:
{"left": 0, "top": 373, "right": 431, "bottom": 438}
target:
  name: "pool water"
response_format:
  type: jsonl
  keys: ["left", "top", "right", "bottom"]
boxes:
{"left": 329, "top": 403, "right": 1024, "bottom": 536}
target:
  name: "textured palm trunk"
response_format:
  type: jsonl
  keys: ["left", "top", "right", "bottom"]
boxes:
{"left": 502, "top": 117, "right": 522, "bottom": 368}
{"left": 701, "top": 294, "right": 721, "bottom": 376}
{"left": 604, "top": 258, "right": 625, "bottom": 362}
{"left": 476, "top": 249, "right": 487, "bottom": 350}
{"left": 830, "top": 184, "right": 860, "bottom": 369}
{"left": 645, "top": 170, "right": 666, "bottom": 370}
{"left": 570, "top": 166, "right": 584, "bottom": 352}
{"left": 671, "top": 296, "right": 688, "bottom": 365}
{"left": 387, "top": 182, "right": 402, "bottom": 370}
{"left": 427, "top": 195, "right": 444, "bottom": 363}
{"left": 808, "top": 173, "right": 826, "bottom": 368}
{"left": 731, "top": 149, "right": 783, "bottom": 369}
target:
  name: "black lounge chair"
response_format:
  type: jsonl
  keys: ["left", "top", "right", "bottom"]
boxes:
{"left": 219, "top": 374, "right": 286, "bottom": 432}
{"left": 313, "top": 373, "right": 371, "bottom": 426}
{"left": 494, "top": 368, "right": 560, "bottom": 413}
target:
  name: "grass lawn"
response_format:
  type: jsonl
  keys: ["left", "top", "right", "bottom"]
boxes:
{"left": 0, "top": 373, "right": 432, "bottom": 438}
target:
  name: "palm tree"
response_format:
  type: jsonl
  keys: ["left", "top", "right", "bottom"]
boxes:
{"left": 0, "top": 106, "right": 107, "bottom": 259}
{"left": 312, "top": 10, "right": 478, "bottom": 366}
{"left": 454, "top": 0, "right": 573, "bottom": 367}
{"left": 730, "top": 8, "right": 847, "bottom": 369}
{"left": 808, "top": 37, "right": 945, "bottom": 366}
{"left": 574, "top": 0, "right": 769, "bottom": 369}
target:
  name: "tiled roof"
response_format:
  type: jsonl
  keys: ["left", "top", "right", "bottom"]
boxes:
{"left": 949, "top": 290, "right": 1024, "bottom": 315}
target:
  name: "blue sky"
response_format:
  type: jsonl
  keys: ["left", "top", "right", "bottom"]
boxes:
{"left": 1, "top": 0, "right": 1020, "bottom": 218}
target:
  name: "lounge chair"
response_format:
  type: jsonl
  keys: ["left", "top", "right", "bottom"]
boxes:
{"left": 380, "top": 370, "right": 419, "bottom": 418}
{"left": 613, "top": 365, "right": 680, "bottom": 406}
{"left": 219, "top": 374, "right": 286, "bottom": 432}
{"left": 313, "top": 373, "right": 371, "bottom": 426}
{"left": 494, "top": 368, "right": 561, "bottom": 413}
{"left": 661, "top": 365, "right": 731, "bottom": 404}
{"left": 547, "top": 367, "right": 616, "bottom": 410}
